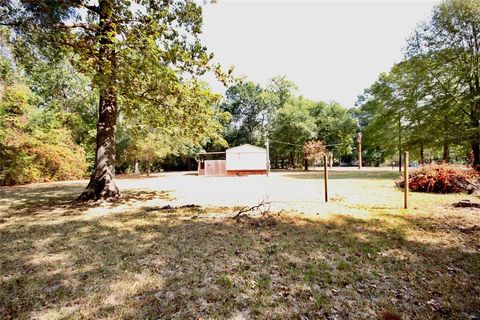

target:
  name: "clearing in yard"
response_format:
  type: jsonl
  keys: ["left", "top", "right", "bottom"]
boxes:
{"left": 0, "top": 169, "right": 479, "bottom": 319}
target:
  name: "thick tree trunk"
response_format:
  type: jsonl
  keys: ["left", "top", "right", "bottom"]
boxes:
{"left": 78, "top": 0, "right": 120, "bottom": 201}
{"left": 78, "top": 89, "right": 120, "bottom": 200}
{"left": 470, "top": 65, "right": 480, "bottom": 170}
{"left": 146, "top": 161, "right": 151, "bottom": 177}
{"left": 304, "top": 158, "right": 308, "bottom": 171}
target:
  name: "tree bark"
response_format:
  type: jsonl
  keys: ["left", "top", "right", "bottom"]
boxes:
{"left": 472, "top": 142, "right": 480, "bottom": 170}
{"left": 471, "top": 111, "right": 480, "bottom": 170}
{"left": 420, "top": 145, "right": 424, "bottom": 165}
{"left": 78, "top": 88, "right": 120, "bottom": 200}
{"left": 443, "top": 142, "right": 449, "bottom": 163}
{"left": 78, "top": 0, "right": 120, "bottom": 200}
{"left": 304, "top": 158, "right": 308, "bottom": 171}
{"left": 398, "top": 114, "right": 402, "bottom": 172}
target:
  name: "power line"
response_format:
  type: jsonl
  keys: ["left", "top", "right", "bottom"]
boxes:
{"left": 269, "top": 139, "right": 303, "bottom": 147}
{"left": 269, "top": 138, "right": 344, "bottom": 148}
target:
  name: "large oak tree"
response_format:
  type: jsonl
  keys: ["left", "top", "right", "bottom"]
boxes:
{"left": 1, "top": 0, "right": 228, "bottom": 199}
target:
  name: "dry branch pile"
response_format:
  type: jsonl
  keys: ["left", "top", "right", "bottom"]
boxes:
{"left": 396, "top": 164, "right": 479, "bottom": 194}
{"left": 233, "top": 200, "right": 271, "bottom": 221}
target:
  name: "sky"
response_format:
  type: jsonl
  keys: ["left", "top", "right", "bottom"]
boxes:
{"left": 200, "top": 0, "right": 439, "bottom": 108}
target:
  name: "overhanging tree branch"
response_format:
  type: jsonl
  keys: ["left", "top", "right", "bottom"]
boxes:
{"left": 53, "top": 22, "right": 98, "bottom": 32}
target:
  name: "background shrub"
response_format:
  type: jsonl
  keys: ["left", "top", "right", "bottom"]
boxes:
{"left": 0, "top": 83, "right": 88, "bottom": 186}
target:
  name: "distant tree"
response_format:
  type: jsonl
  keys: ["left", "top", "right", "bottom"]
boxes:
{"left": 303, "top": 140, "right": 326, "bottom": 170}
{"left": 406, "top": 0, "right": 480, "bottom": 168}
{"left": 220, "top": 76, "right": 299, "bottom": 149}
{"left": 222, "top": 77, "right": 357, "bottom": 169}
{"left": 356, "top": 39, "right": 472, "bottom": 168}
{"left": 220, "top": 81, "right": 266, "bottom": 146}
{"left": 312, "top": 101, "right": 357, "bottom": 161}
{"left": 270, "top": 97, "right": 316, "bottom": 168}
{"left": 265, "top": 75, "right": 298, "bottom": 110}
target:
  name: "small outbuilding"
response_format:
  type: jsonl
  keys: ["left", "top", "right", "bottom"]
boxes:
{"left": 226, "top": 144, "right": 267, "bottom": 176}
{"left": 198, "top": 144, "right": 267, "bottom": 176}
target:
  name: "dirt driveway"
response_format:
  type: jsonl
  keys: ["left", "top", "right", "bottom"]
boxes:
{"left": 2, "top": 168, "right": 470, "bottom": 218}
{"left": 110, "top": 169, "right": 404, "bottom": 215}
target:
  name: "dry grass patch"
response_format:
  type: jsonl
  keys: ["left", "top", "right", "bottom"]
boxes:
{"left": 0, "top": 182, "right": 479, "bottom": 319}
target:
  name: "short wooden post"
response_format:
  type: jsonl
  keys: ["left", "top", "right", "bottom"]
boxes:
{"left": 323, "top": 155, "right": 328, "bottom": 202}
{"left": 357, "top": 132, "right": 362, "bottom": 170}
{"left": 265, "top": 137, "right": 270, "bottom": 176}
{"left": 404, "top": 151, "right": 409, "bottom": 209}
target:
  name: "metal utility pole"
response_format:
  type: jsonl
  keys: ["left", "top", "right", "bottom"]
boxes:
{"left": 357, "top": 132, "right": 362, "bottom": 169}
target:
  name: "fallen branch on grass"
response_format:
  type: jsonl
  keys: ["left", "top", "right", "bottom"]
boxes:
{"left": 453, "top": 200, "right": 480, "bottom": 208}
{"left": 145, "top": 204, "right": 200, "bottom": 212}
{"left": 233, "top": 200, "right": 272, "bottom": 221}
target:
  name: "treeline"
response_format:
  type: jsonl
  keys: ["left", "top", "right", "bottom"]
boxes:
{"left": 1, "top": 0, "right": 478, "bottom": 187}
{"left": 354, "top": 0, "right": 480, "bottom": 168}
{"left": 0, "top": 35, "right": 95, "bottom": 185}
{"left": 217, "top": 0, "right": 480, "bottom": 170}
{"left": 0, "top": 28, "right": 227, "bottom": 186}
{"left": 219, "top": 77, "right": 357, "bottom": 168}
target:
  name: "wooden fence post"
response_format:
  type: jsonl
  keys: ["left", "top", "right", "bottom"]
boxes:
{"left": 323, "top": 155, "right": 328, "bottom": 202}
{"left": 357, "top": 132, "right": 362, "bottom": 170}
{"left": 404, "top": 151, "right": 409, "bottom": 209}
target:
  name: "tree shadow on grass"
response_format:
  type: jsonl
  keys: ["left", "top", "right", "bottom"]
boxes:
{"left": 0, "top": 206, "right": 478, "bottom": 319}
{"left": 0, "top": 183, "right": 172, "bottom": 219}
{"left": 377, "top": 211, "right": 480, "bottom": 235}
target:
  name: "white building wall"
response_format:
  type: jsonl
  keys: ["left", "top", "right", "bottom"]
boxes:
{"left": 226, "top": 152, "right": 267, "bottom": 171}
{"left": 225, "top": 145, "right": 267, "bottom": 171}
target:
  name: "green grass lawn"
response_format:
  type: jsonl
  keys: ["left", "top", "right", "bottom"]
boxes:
{"left": 0, "top": 172, "right": 479, "bottom": 319}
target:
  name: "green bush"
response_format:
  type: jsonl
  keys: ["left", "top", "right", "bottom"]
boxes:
{"left": 0, "top": 83, "right": 88, "bottom": 186}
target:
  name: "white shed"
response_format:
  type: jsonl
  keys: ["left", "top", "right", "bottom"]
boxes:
{"left": 225, "top": 144, "right": 267, "bottom": 176}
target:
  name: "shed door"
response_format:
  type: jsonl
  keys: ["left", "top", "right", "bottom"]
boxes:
{"left": 205, "top": 160, "right": 226, "bottom": 176}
